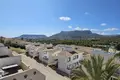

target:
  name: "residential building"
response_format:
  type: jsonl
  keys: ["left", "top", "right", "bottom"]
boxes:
{"left": 57, "top": 50, "right": 84, "bottom": 75}
{"left": 0, "top": 43, "right": 21, "bottom": 78}
{"left": 0, "top": 68, "right": 46, "bottom": 80}
{"left": 39, "top": 48, "right": 61, "bottom": 65}
{"left": 26, "top": 44, "right": 38, "bottom": 58}
{"left": 55, "top": 44, "right": 75, "bottom": 52}
{"left": 25, "top": 43, "right": 53, "bottom": 58}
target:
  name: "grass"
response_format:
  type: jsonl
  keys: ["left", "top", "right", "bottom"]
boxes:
{"left": 10, "top": 47, "right": 26, "bottom": 54}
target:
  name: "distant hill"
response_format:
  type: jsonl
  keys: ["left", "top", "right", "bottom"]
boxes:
{"left": 16, "top": 30, "right": 120, "bottom": 40}
{"left": 16, "top": 34, "right": 47, "bottom": 39}
{"left": 49, "top": 30, "right": 103, "bottom": 40}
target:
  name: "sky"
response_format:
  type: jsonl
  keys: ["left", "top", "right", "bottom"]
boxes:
{"left": 0, "top": 0, "right": 120, "bottom": 37}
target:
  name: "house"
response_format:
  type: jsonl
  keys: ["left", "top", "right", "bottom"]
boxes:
{"left": 39, "top": 48, "right": 61, "bottom": 65}
{"left": 55, "top": 44, "right": 74, "bottom": 52}
{"left": 0, "top": 68, "right": 46, "bottom": 80}
{"left": 45, "top": 43, "right": 53, "bottom": 49}
{"left": 26, "top": 44, "right": 46, "bottom": 58}
{"left": 57, "top": 50, "right": 84, "bottom": 75}
{"left": 108, "top": 46, "right": 116, "bottom": 54}
{"left": 25, "top": 44, "right": 35, "bottom": 53}
{"left": 0, "top": 43, "right": 4, "bottom": 47}
{"left": 0, "top": 43, "right": 21, "bottom": 77}
{"left": 28, "top": 46, "right": 45, "bottom": 58}
{"left": 0, "top": 46, "right": 12, "bottom": 57}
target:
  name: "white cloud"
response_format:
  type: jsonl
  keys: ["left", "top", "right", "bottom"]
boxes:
{"left": 104, "top": 28, "right": 119, "bottom": 31}
{"left": 97, "top": 32, "right": 106, "bottom": 35}
{"left": 68, "top": 26, "right": 72, "bottom": 29}
{"left": 59, "top": 16, "right": 71, "bottom": 21}
{"left": 82, "top": 28, "right": 89, "bottom": 30}
{"left": 84, "top": 12, "right": 89, "bottom": 15}
{"left": 74, "top": 27, "right": 82, "bottom": 30}
{"left": 90, "top": 29, "right": 99, "bottom": 31}
{"left": 74, "top": 27, "right": 89, "bottom": 31}
{"left": 101, "top": 23, "right": 107, "bottom": 26}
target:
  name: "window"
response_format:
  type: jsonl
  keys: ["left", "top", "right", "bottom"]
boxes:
{"left": 33, "top": 71, "right": 36, "bottom": 75}
{"left": 0, "top": 55, "right": 9, "bottom": 58}
{"left": 67, "top": 57, "right": 71, "bottom": 62}
{"left": 73, "top": 56, "right": 76, "bottom": 60}
{"left": 24, "top": 74, "right": 28, "bottom": 79}
{"left": 76, "top": 55, "right": 79, "bottom": 59}
{"left": 44, "top": 52, "right": 47, "bottom": 54}
{"left": 79, "top": 60, "right": 84, "bottom": 63}
{"left": 67, "top": 64, "right": 73, "bottom": 70}
{"left": 13, "top": 78, "right": 17, "bottom": 80}
{"left": 73, "top": 55, "right": 79, "bottom": 60}
{"left": 31, "top": 52, "right": 33, "bottom": 54}
{"left": 76, "top": 61, "right": 79, "bottom": 65}
{"left": 73, "top": 63, "right": 76, "bottom": 67}
{"left": 43, "top": 56, "right": 48, "bottom": 60}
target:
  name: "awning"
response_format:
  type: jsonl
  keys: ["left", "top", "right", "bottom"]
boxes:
{"left": 2, "top": 64, "right": 18, "bottom": 70}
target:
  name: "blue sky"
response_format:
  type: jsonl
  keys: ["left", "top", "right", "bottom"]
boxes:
{"left": 0, "top": 0, "right": 120, "bottom": 37}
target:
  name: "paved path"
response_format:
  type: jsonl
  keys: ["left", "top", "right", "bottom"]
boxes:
{"left": 13, "top": 52, "right": 70, "bottom": 80}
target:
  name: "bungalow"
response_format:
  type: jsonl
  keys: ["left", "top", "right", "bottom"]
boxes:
{"left": 57, "top": 50, "right": 84, "bottom": 75}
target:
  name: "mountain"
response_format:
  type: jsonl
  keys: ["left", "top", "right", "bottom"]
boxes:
{"left": 16, "top": 34, "right": 47, "bottom": 39}
{"left": 49, "top": 30, "right": 102, "bottom": 40}
{"left": 16, "top": 30, "right": 106, "bottom": 40}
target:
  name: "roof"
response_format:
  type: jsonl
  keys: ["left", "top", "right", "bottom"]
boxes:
{"left": 35, "top": 46, "right": 45, "bottom": 52}
{"left": 43, "top": 48, "right": 58, "bottom": 53}
{"left": 2, "top": 64, "right": 18, "bottom": 70}
{"left": 0, "top": 47, "right": 12, "bottom": 57}
{"left": 91, "top": 50, "right": 114, "bottom": 61}
{"left": 52, "top": 50, "right": 62, "bottom": 56}
{"left": 58, "top": 50, "right": 73, "bottom": 57}
{"left": 0, "top": 68, "right": 45, "bottom": 80}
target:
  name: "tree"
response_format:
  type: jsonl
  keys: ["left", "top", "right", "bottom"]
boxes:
{"left": 115, "top": 44, "right": 120, "bottom": 50}
{"left": 114, "top": 52, "right": 120, "bottom": 59}
{"left": 71, "top": 55, "right": 120, "bottom": 80}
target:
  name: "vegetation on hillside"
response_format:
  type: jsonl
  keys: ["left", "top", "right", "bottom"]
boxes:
{"left": 10, "top": 47, "right": 26, "bottom": 54}
{"left": 25, "top": 36, "right": 120, "bottom": 51}
{"left": 0, "top": 36, "right": 26, "bottom": 49}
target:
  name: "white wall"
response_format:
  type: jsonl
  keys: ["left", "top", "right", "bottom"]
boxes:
{"left": 39, "top": 51, "right": 56, "bottom": 64}
{"left": 58, "top": 55, "right": 67, "bottom": 73}
{"left": 58, "top": 53, "right": 83, "bottom": 75}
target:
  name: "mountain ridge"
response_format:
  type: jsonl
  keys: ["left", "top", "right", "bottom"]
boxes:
{"left": 15, "top": 30, "right": 120, "bottom": 40}
{"left": 16, "top": 34, "right": 47, "bottom": 39}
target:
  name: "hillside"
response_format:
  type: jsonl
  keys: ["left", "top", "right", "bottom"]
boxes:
{"left": 16, "top": 30, "right": 120, "bottom": 40}
{"left": 49, "top": 30, "right": 102, "bottom": 40}
{"left": 16, "top": 34, "right": 47, "bottom": 39}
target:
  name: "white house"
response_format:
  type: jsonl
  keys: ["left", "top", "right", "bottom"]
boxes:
{"left": 55, "top": 44, "right": 75, "bottom": 52}
{"left": 0, "top": 43, "right": 21, "bottom": 77}
{"left": 25, "top": 44, "right": 45, "bottom": 58}
{"left": 57, "top": 50, "right": 84, "bottom": 75}
{"left": 39, "top": 48, "right": 61, "bottom": 65}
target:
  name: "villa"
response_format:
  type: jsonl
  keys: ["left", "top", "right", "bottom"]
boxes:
{"left": 38, "top": 48, "right": 61, "bottom": 65}
{"left": 57, "top": 50, "right": 84, "bottom": 75}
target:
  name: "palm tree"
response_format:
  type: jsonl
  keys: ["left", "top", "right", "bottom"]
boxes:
{"left": 114, "top": 52, "right": 120, "bottom": 59}
{"left": 71, "top": 55, "right": 120, "bottom": 80}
